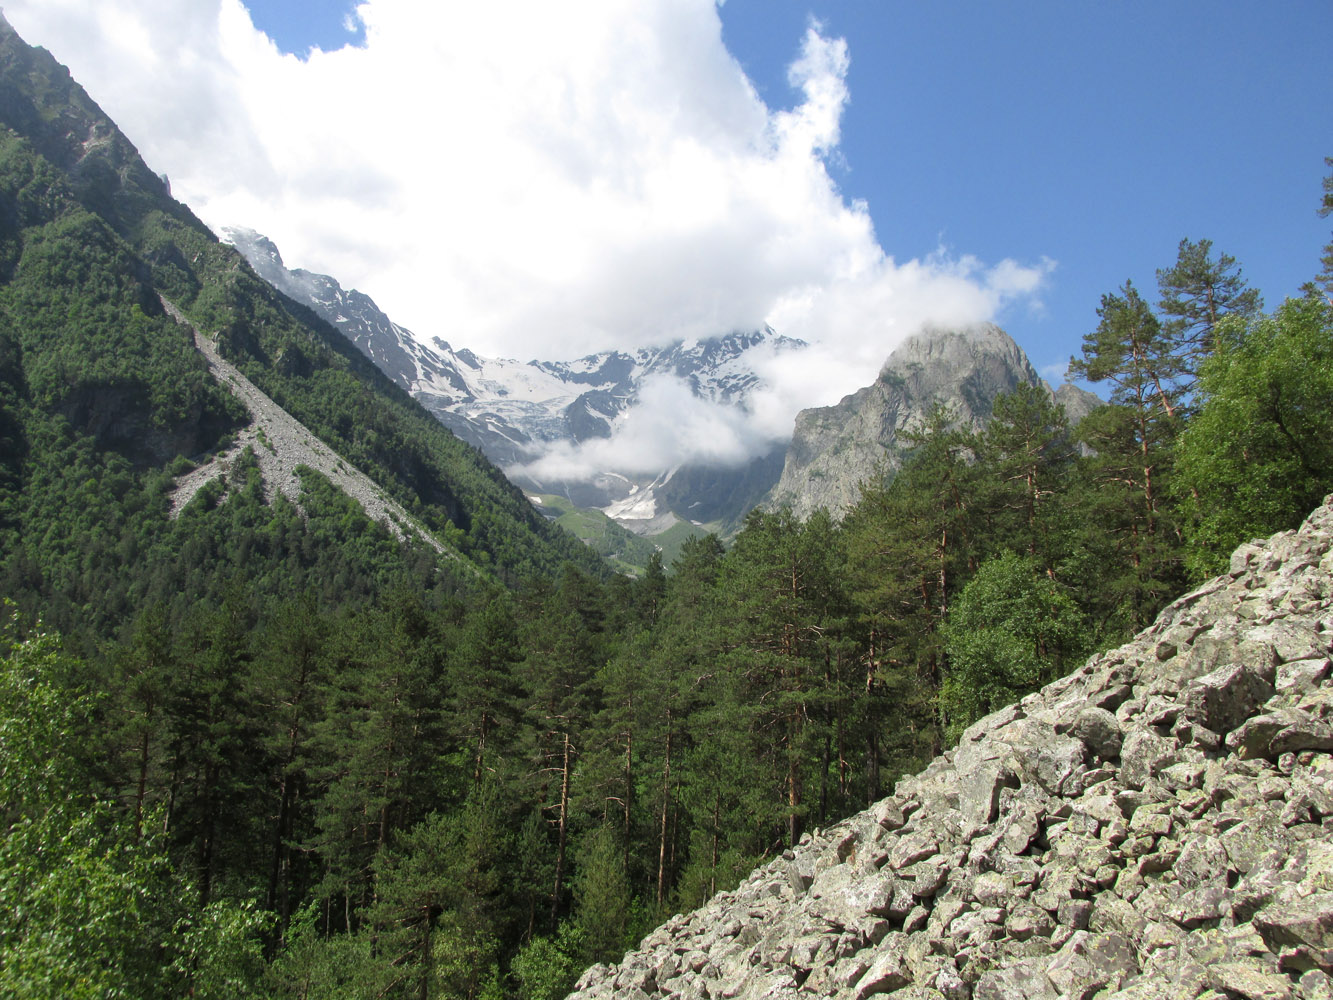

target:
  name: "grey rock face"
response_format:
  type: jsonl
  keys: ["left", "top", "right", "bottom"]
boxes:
{"left": 567, "top": 496, "right": 1333, "bottom": 1000}
{"left": 769, "top": 324, "right": 1100, "bottom": 519}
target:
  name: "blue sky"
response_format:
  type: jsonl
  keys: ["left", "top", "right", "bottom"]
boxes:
{"left": 721, "top": 1, "right": 1331, "bottom": 378}
{"left": 238, "top": 0, "right": 1331, "bottom": 381}
{"left": 245, "top": 0, "right": 365, "bottom": 53}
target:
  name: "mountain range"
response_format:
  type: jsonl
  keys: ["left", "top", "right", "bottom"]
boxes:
{"left": 225, "top": 228, "right": 1102, "bottom": 545}
{"left": 224, "top": 227, "right": 801, "bottom": 538}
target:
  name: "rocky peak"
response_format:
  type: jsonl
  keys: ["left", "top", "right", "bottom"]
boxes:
{"left": 770, "top": 323, "right": 1088, "bottom": 520}
{"left": 883, "top": 322, "right": 1033, "bottom": 375}
{"left": 568, "top": 496, "right": 1333, "bottom": 1000}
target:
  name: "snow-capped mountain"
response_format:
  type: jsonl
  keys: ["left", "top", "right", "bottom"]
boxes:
{"left": 223, "top": 228, "right": 803, "bottom": 532}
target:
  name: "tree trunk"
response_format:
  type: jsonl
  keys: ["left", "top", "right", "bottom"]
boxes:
{"left": 550, "top": 731, "right": 572, "bottom": 930}
{"left": 473, "top": 709, "right": 488, "bottom": 787}
{"left": 419, "top": 904, "right": 432, "bottom": 1000}
{"left": 656, "top": 715, "right": 672, "bottom": 910}
{"left": 787, "top": 754, "right": 801, "bottom": 848}
{"left": 710, "top": 787, "right": 720, "bottom": 898}
{"left": 134, "top": 716, "right": 152, "bottom": 838}
{"left": 623, "top": 731, "right": 633, "bottom": 875}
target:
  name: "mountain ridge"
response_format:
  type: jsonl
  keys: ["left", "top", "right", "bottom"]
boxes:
{"left": 0, "top": 11, "right": 605, "bottom": 626}
{"left": 223, "top": 226, "right": 803, "bottom": 536}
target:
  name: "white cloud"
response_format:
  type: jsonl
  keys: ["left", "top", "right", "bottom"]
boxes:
{"left": 517, "top": 373, "right": 777, "bottom": 482}
{"left": 4, "top": 0, "right": 1052, "bottom": 480}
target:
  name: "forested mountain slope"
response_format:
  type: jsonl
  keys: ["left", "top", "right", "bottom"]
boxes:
{"left": 0, "top": 14, "right": 603, "bottom": 643}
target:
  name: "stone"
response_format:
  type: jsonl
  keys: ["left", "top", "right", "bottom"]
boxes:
{"left": 1056, "top": 898, "right": 1092, "bottom": 931}
{"left": 854, "top": 934, "right": 912, "bottom": 998}
{"left": 1033, "top": 736, "right": 1088, "bottom": 797}
{"left": 1206, "top": 961, "right": 1294, "bottom": 1000}
{"left": 1166, "top": 885, "right": 1230, "bottom": 929}
{"left": 972, "top": 958, "right": 1059, "bottom": 999}
{"left": 1276, "top": 657, "right": 1330, "bottom": 693}
{"left": 1089, "top": 895, "right": 1148, "bottom": 945}
{"left": 1174, "top": 835, "right": 1231, "bottom": 889}
{"left": 954, "top": 741, "right": 1021, "bottom": 830}
{"left": 889, "top": 836, "right": 940, "bottom": 872}
{"left": 873, "top": 798, "right": 907, "bottom": 832}
{"left": 1299, "top": 969, "right": 1333, "bottom": 1000}
{"left": 1253, "top": 892, "right": 1333, "bottom": 973}
{"left": 1182, "top": 661, "right": 1275, "bottom": 736}
{"left": 1119, "top": 728, "right": 1177, "bottom": 790}
{"left": 1231, "top": 710, "right": 1333, "bottom": 759}
{"left": 971, "top": 872, "right": 1015, "bottom": 909}
{"left": 1044, "top": 930, "right": 1138, "bottom": 999}
{"left": 1068, "top": 706, "right": 1123, "bottom": 760}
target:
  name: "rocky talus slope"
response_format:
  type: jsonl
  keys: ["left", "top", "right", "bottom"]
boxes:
{"left": 160, "top": 298, "right": 458, "bottom": 561}
{"left": 569, "top": 500, "right": 1333, "bottom": 1000}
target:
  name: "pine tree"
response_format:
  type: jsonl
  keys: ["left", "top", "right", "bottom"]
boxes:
{"left": 308, "top": 594, "right": 448, "bottom": 931}
{"left": 571, "top": 825, "right": 631, "bottom": 965}
{"left": 251, "top": 593, "right": 328, "bottom": 929}
{"left": 973, "top": 383, "right": 1077, "bottom": 569}
{"left": 519, "top": 568, "right": 604, "bottom": 930}
{"left": 720, "top": 507, "right": 847, "bottom": 848}
{"left": 1157, "top": 238, "right": 1261, "bottom": 388}
{"left": 843, "top": 405, "right": 977, "bottom": 750}
{"left": 448, "top": 590, "right": 523, "bottom": 789}
{"left": 1068, "top": 282, "right": 1185, "bottom": 632}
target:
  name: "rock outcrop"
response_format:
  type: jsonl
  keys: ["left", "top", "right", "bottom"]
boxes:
{"left": 568, "top": 499, "right": 1333, "bottom": 999}
{"left": 768, "top": 324, "right": 1101, "bottom": 520}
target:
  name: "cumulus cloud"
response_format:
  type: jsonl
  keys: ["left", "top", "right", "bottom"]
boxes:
{"left": 5, "top": 0, "right": 1052, "bottom": 481}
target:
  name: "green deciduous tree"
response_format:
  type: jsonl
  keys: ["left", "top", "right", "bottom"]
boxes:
{"left": 941, "top": 552, "right": 1088, "bottom": 740}
{"left": 0, "top": 614, "right": 268, "bottom": 1000}
{"left": 1175, "top": 293, "right": 1333, "bottom": 577}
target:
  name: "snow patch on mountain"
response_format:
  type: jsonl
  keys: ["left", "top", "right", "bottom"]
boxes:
{"left": 223, "top": 227, "right": 806, "bottom": 527}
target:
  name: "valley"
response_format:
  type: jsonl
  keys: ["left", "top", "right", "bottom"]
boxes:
{"left": 0, "top": 11, "right": 1330, "bottom": 1000}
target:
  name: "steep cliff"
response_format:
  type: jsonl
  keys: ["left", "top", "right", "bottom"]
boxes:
{"left": 769, "top": 324, "right": 1100, "bottom": 519}
{"left": 568, "top": 497, "right": 1333, "bottom": 999}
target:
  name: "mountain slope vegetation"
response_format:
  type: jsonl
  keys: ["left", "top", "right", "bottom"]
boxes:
{"left": 0, "top": 15, "right": 604, "bottom": 644}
